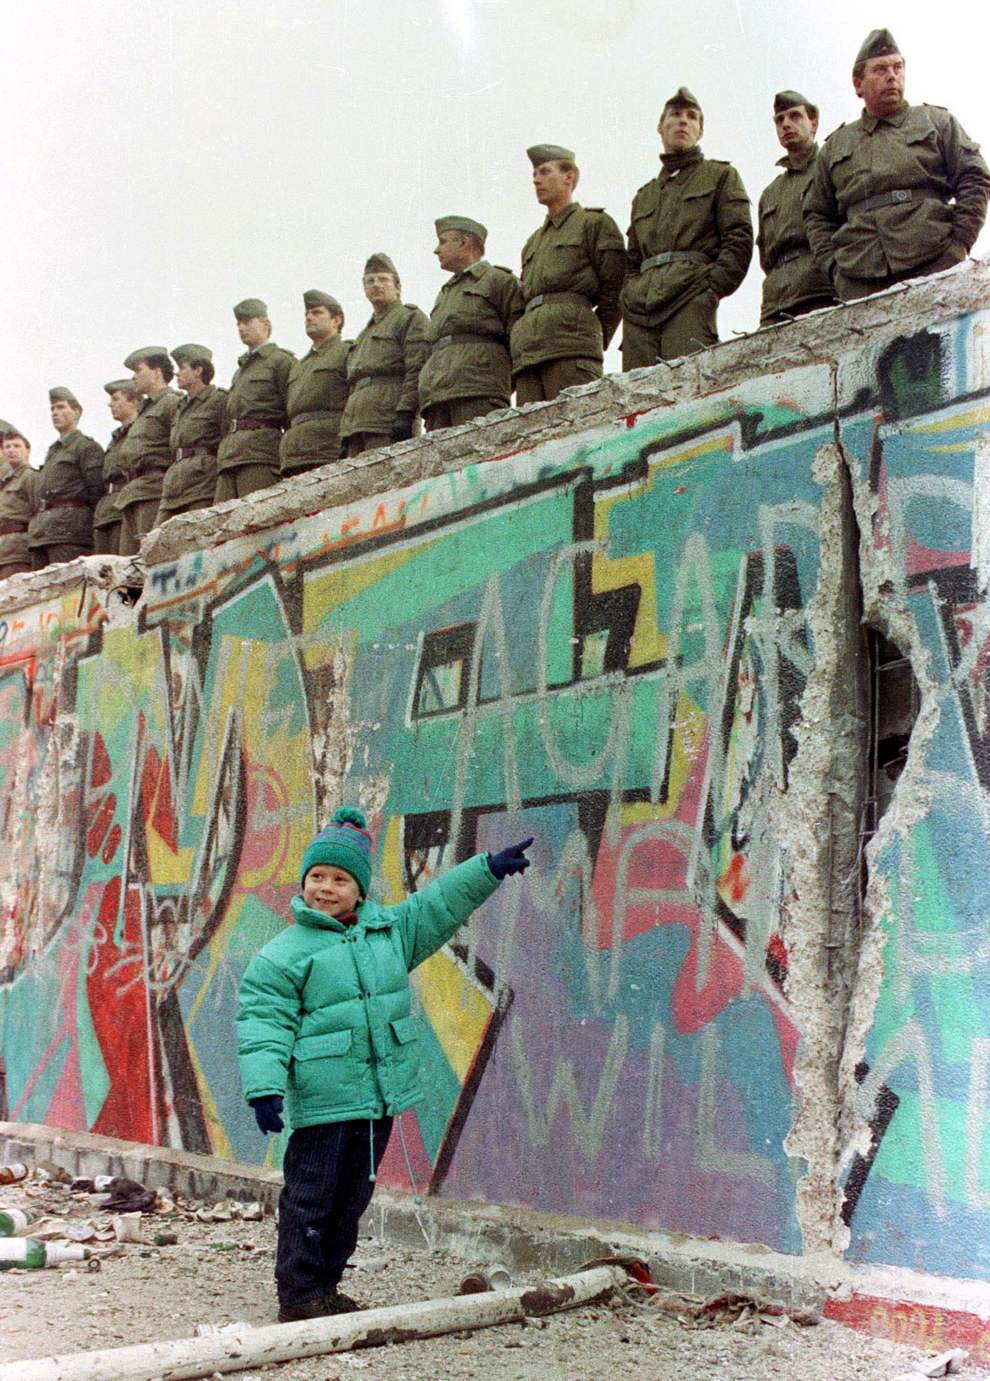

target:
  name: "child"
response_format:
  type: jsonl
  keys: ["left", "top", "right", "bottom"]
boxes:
{"left": 236, "top": 805, "right": 532, "bottom": 1322}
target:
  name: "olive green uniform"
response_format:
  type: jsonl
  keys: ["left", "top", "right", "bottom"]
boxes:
{"left": 280, "top": 336, "right": 350, "bottom": 475}
{"left": 156, "top": 385, "right": 227, "bottom": 524}
{"left": 115, "top": 388, "right": 180, "bottom": 555}
{"left": 512, "top": 202, "right": 625, "bottom": 403}
{"left": 621, "top": 149, "right": 753, "bottom": 367}
{"left": 804, "top": 102, "right": 990, "bottom": 302}
{"left": 0, "top": 462, "right": 34, "bottom": 578}
{"left": 339, "top": 303, "right": 429, "bottom": 456}
{"left": 419, "top": 261, "right": 525, "bottom": 429}
{"left": 757, "top": 146, "right": 838, "bottom": 325}
{"left": 93, "top": 423, "right": 132, "bottom": 556}
{"left": 27, "top": 429, "right": 104, "bottom": 568}
{"left": 215, "top": 343, "right": 294, "bottom": 500}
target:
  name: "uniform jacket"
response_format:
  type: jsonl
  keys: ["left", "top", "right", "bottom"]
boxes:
{"left": 217, "top": 342, "right": 295, "bottom": 473}
{"left": 804, "top": 102, "right": 990, "bottom": 281}
{"left": 621, "top": 149, "right": 753, "bottom": 329}
{"left": 419, "top": 261, "right": 525, "bottom": 412}
{"left": 339, "top": 303, "right": 429, "bottom": 439}
{"left": 511, "top": 202, "right": 625, "bottom": 374}
{"left": 280, "top": 335, "right": 351, "bottom": 470}
{"left": 757, "top": 146, "right": 837, "bottom": 324}
{"left": 159, "top": 384, "right": 227, "bottom": 514}
{"left": 93, "top": 424, "right": 132, "bottom": 532}
{"left": 236, "top": 854, "right": 500, "bottom": 1129}
{"left": 27, "top": 430, "right": 104, "bottom": 549}
{"left": 115, "top": 389, "right": 181, "bottom": 510}
{"left": 0, "top": 462, "right": 34, "bottom": 566}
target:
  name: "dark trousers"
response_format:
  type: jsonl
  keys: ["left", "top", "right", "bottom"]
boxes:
{"left": 276, "top": 1116, "right": 393, "bottom": 1307}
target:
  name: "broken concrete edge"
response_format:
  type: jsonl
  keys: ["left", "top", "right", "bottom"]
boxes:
{"left": 5, "top": 1120, "right": 987, "bottom": 1347}
{"left": 0, "top": 554, "right": 143, "bottom": 618}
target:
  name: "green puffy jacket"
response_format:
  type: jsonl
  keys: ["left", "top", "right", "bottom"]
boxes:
{"left": 236, "top": 854, "right": 500, "bottom": 1129}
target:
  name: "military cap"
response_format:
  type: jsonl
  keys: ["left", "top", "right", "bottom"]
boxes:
{"left": 662, "top": 86, "right": 702, "bottom": 116}
{"left": 104, "top": 377, "right": 139, "bottom": 396}
{"left": 435, "top": 215, "right": 488, "bottom": 246}
{"left": 526, "top": 143, "right": 576, "bottom": 166}
{"left": 124, "top": 347, "right": 170, "bottom": 370}
{"left": 774, "top": 89, "right": 819, "bottom": 121}
{"left": 363, "top": 253, "right": 399, "bottom": 278}
{"left": 0, "top": 418, "right": 15, "bottom": 438}
{"left": 233, "top": 298, "right": 268, "bottom": 321}
{"left": 171, "top": 343, "right": 213, "bottom": 366}
{"left": 49, "top": 386, "right": 81, "bottom": 408}
{"left": 303, "top": 289, "right": 343, "bottom": 315}
{"left": 855, "top": 29, "right": 900, "bottom": 65}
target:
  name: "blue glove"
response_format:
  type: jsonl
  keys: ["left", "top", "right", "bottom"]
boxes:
{"left": 251, "top": 1095, "right": 284, "bottom": 1135}
{"left": 487, "top": 838, "right": 534, "bottom": 880}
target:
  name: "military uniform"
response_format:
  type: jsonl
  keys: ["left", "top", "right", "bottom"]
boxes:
{"left": 115, "top": 372, "right": 180, "bottom": 556}
{"left": 28, "top": 392, "right": 104, "bottom": 568}
{"left": 93, "top": 421, "right": 131, "bottom": 556}
{"left": 282, "top": 329, "right": 350, "bottom": 474}
{"left": 758, "top": 145, "right": 838, "bottom": 325}
{"left": 158, "top": 387, "right": 226, "bottom": 523}
{"left": 0, "top": 459, "right": 34, "bottom": 579}
{"left": 216, "top": 300, "right": 294, "bottom": 502}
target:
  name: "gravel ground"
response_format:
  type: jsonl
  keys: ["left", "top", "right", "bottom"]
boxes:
{"left": 1, "top": 1169, "right": 987, "bottom": 1381}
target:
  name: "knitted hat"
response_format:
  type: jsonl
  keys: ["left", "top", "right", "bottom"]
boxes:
{"left": 300, "top": 806, "right": 373, "bottom": 896}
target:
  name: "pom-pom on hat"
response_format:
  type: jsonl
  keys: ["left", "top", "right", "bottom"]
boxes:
{"left": 300, "top": 806, "right": 373, "bottom": 896}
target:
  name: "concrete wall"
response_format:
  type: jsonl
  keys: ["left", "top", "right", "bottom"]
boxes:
{"left": 1, "top": 263, "right": 988, "bottom": 1284}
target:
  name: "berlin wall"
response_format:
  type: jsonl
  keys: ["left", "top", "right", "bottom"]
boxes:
{"left": 1, "top": 262, "right": 988, "bottom": 1293}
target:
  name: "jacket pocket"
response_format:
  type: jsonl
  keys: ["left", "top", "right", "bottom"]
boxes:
{"left": 294, "top": 1029, "right": 353, "bottom": 1060}
{"left": 390, "top": 1016, "right": 419, "bottom": 1045}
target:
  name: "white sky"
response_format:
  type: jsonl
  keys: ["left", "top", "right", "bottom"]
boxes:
{"left": 3, "top": 0, "right": 988, "bottom": 459}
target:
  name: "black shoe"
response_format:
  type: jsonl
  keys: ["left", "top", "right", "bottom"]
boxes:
{"left": 324, "top": 1291, "right": 361, "bottom": 1314}
{"left": 278, "top": 1296, "right": 329, "bottom": 1323}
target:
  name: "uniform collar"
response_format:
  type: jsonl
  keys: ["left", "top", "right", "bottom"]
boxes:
{"left": 861, "top": 100, "right": 910, "bottom": 133}
{"left": 545, "top": 201, "right": 580, "bottom": 228}
{"left": 238, "top": 341, "right": 275, "bottom": 367}
{"left": 305, "top": 335, "right": 338, "bottom": 357}
{"left": 775, "top": 142, "right": 818, "bottom": 171}
{"left": 445, "top": 258, "right": 489, "bottom": 287}
{"left": 179, "top": 384, "right": 213, "bottom": 409}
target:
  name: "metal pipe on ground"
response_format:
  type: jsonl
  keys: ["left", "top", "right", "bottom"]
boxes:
{"left": 0, "top": 1264, "right": 628, "bottom": 1381}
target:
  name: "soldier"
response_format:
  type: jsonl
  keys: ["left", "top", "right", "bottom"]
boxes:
{"left": 804, "top": 29, "right": 990, "bottom": 303}
{"left": 215, "top": 299, "right": 294, "bottom": 502}
{"left": 339, "top": 256, "right": 429, "bottom": 458}
{"left": 27, "top": 389, "right": 104, "bottom": 569}
{"left": 511, "top": 144, "right": 625, "bottom": 403}
{"left": 281, "top": 290, "right": 350, "bottom": 477}
{"left": 94, "top": 379, "right": 140, "bottom": 556}
{"left": 0, "top": 425, "right": 34, "bottom": 580}
{"left": 115, "top": 348, "right": 180, "bottom": 555}
{"left": 157, "top": 344, "right": 227, "bottom": 525}
{"left": 757, "top": 92, "right": 838, "bottom": 326}
{"left": 621, "top": 87, "right": 753, "bottom": 368}
{"left": 419, "top": 217, "right": 525, "bottom": 431}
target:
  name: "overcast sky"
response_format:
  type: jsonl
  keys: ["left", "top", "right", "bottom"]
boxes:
{"left": 3, "top": 0, "right": 988, "bottom": 459}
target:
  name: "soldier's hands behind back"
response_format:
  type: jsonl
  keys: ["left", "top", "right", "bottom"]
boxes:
{"left": 251, "top": 1094, "right": 284, "bottom": 1135}
{"left": 488, "top": 838, "right": 534, "bottom": 880}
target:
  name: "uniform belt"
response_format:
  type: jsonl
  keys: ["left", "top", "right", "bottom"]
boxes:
{"left": 433, "top": 333, "right": 508, "bottom": 350}
{"left": 0, "top": 520, "right": 28, "bottom": 535}
{"left": 774, "top": 246, "right": 809, "bottom": 267}
{"left": 352, "top": 373, "right": 403, "bottom": 390}
{"left": 846, "top": 187, "right": 942, "bottom": 216}
{"left": 289, "top": 409, "right": 342, "bottom": 426}
{"left": 524, "top": 292, "right": 595, "bottom": 313}
{"left": 38, "top": 497, "right": 91, "bottom": 512}
{"left": 228, "top": 417, "right": 282, "bottom": 432}
{"left": 639, "top": 251, "right": 711, "bottom": 272}
{"left": 174, "top": 445, "right": 217, "bottom": 460}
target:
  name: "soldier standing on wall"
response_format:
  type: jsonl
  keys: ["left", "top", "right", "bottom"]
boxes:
{"left": 511, "top": 143, "right": 626, "bottom": 404}
{"left": 281, "top": 291, "right": 350, "bottom": 478}
{"left": 0, "top": 425, "right": 34, "bottom": 580}
{"left": 215, "top": 299, "right": 295, "bottom": 502}
{"left": 339, "top": 256, "right": 429, "bottom": 458}
{"left": 620, "top": 87, "right": 753, "bottom": 368}
{"left": 757, "top": 92, "right": 838, "bottom": 326}
{"left": 804, "top": 29, "right": 990, "bottom": 303}
{"left": 115, "top": 349, "right": 180, "bottom": 556}
{"left": 156, "top": 345, "right": 227, "bottom": 526}
{"left": 93, "top": 379, "right": 140, "bottom": 556}
{"left": 419, "top": 217, "right": 525, "bottom": 432}
{"left": 27, "top": 388, "right": 104, "bottom": 570}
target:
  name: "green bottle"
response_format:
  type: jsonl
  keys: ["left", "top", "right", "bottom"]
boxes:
{"left": 0, "top": 1208, "right": 38, "bottom": 1237}
{"left": 0, "top": 1238, "right": 92, "bottom": 1269}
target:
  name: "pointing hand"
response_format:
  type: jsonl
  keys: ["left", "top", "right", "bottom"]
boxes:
{"left": 487, "top": 838, "right": 534, "bottom": 880}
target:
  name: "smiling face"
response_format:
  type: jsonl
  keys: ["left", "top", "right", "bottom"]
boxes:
{"left": 303, "top": 864, "right": 362, "bottom": 917}
{"left": 2, "top": 435, "right": 30, "bottom": 468}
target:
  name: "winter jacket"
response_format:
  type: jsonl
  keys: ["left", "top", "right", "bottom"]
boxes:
{"left": 236, "top": 853, "right": 500, "bottom": 1129}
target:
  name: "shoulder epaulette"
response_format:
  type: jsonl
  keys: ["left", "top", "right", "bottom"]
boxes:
{"left": 584, "top": 206, "right": 606, "bottom": 213}
{"left": 494, "top": 265, "right": 514, "bottom": 275}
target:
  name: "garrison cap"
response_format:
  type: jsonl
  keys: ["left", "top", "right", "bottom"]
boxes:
{"left": 363, "top": 253, "right": 399, "bottom": 278}
{"left": 303, "top": 289, "right": 343, "bottom": 315}
{"left": 662, "top": 86, "right": 702, "bottom": 116}
{"left": 233, "top": 298, "right": 268, "bottom": 321}
{"left": 0, "top": 418, "right": 23, "bottom": 440}
{"left": 124, "top": 347, "right": 170, "bottom": 370}
{"left": 104, "top": 378, "right": 139, "bottom": 396}
{"left": 526, "top": 143, "right": 576, "bottom": 166}
{"left": 49, "top": 386, "right": 81, "bottom": 408}
{"left": 774, "top": 90, "right": 818, "bottom": 118}
{"left": 855, "top": 28, "right": 901, "bottom": 65}
{"left": 171, "top": 343, "right": 213, "bottom": 366}
{"left": 435, "top": 215, "right": 488, "bottom": 246}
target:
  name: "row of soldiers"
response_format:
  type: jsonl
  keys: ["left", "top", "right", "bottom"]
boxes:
{"left": 2, "top": 28, "right": 988, "bottom": 579}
